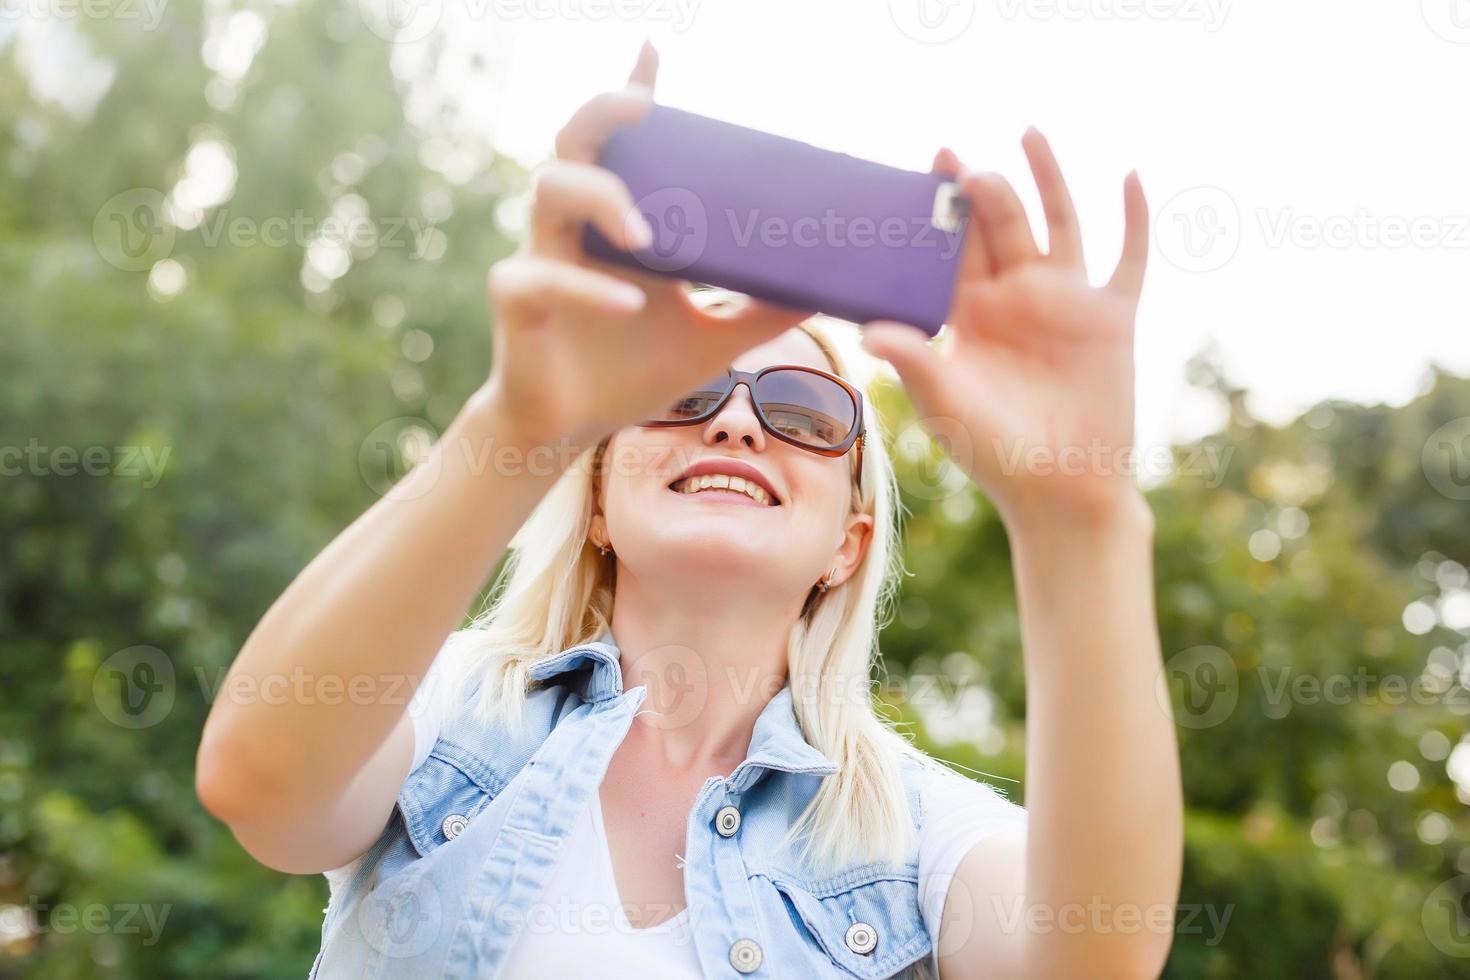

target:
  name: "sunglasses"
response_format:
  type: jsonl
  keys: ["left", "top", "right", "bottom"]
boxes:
{"left": 640, "top": 365, "right": 865, "bottom": 486}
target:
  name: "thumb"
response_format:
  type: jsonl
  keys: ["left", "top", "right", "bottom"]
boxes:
{"left": 861, "top": 321, "right": 947, "bottom": 414}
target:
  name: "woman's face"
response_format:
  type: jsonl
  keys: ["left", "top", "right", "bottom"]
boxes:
{"left": 594, "top": 328, "right": 873, "bottom": 607}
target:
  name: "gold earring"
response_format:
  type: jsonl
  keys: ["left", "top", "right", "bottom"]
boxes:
{"left": 595, "top": 540, "right": 613, "bottom": 557}
{"left": 817, "top": 564, "right": 837, "bottom": 593}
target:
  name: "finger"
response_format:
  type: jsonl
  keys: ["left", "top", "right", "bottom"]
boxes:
{"left": 489, "top": 255, "right": 646, "bottom": 320}
{"left": 931, "top": 146, "right": 962, "bottom": 177}
{"left": 528, "top": 161, "right": 654, "bottom": 259}
{"left": 948, "top": 278, "right": 1027, "bottom": 347}
{"left": 1021, "top": 127, "right": 1083, "bottom": 269}
{"left": 627, "top": 39, "right": 659, "bottom": 95}
{"left": 966, "top": 171, "right": 1039, "bottom": 274}
{"left": 932, "top": 148, "right": 993, "bottom": 283}
{"left": 688, "top": 295, "right": 812, "bottom": 358}
{"left": 554, "top": 90, "right": 653, "bottom": 165}
{"left": 1107, "top": 171, "right": 1149, "bottom": 298}
{"left": 860, "top": 321, "right": 949, "bottom": 419}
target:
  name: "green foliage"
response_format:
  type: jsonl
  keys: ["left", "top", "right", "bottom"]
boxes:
{"left": 3, "top": 7, "right": 1468, "bottom": 978}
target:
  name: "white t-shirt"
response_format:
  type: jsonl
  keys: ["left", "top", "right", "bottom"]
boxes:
{"left": 326, "top": 661, "right": 1028, "bottom": 971}
{"left": 501, "top": 790, "right": 704, "bottom": 978}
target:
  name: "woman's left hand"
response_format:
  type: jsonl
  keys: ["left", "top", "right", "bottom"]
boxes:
{"left": 861, "top": 129, "right": 1150, "bottom": 529}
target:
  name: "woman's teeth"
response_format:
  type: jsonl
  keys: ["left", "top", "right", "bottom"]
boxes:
{"left": 671, "top": 474, "right": 773, "bottom": 506}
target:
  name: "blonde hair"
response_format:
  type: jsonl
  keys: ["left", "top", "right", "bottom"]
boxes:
{"left": 441, "top": 291, "right": 926, "bottom": 871}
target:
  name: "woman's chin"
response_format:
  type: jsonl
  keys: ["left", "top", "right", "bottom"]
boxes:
{"left": 628, "top": 523, "right": 782, "bottom": 572}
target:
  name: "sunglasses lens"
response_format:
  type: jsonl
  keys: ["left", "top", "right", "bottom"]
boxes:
{"left": 650, "top": 374, "right": 731, "bottom": 422}
{"left": 753, "top": 369, "right": 857, "bottom": 450}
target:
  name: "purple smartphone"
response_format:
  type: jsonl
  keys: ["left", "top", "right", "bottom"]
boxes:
{"left": 582, "top": 105, "right": 967, "bottom": 337}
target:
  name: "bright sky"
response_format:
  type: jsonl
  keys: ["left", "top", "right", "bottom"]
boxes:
{"left": 18, "top": 1, "right": 1468, "bottom": 456}
{"left": 467, "top": 0, "right": 1470, "bottom": 454}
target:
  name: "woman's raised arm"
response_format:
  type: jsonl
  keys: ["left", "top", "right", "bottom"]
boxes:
{"left": 195, "top": 45, "right": 808, "bottom": 874}
{"left": 861, "top": 130, "right": 1183, "bottom": 979}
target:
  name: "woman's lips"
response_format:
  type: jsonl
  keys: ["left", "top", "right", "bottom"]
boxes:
{"left": 667, "top": 486, "right": 770, "bottom": 507}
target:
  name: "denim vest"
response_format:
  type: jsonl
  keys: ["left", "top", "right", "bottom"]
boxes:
{"left": 309, "top": 635, "right": 936, "bottom": 979}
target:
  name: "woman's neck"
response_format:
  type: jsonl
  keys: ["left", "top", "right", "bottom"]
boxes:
{"left": 607, "top": 569, "right": 798, "bottom": 773}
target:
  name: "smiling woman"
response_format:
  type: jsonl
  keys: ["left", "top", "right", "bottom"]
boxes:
{"left": 195, "top": 42, "right": 1182, "bottom": 980}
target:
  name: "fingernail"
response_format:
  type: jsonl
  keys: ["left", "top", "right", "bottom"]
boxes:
{"left": 610, "top": 283, "right": 646, "bottom": 311}
{"left": 629, "top": 214, "right": 655, "bottom": 250}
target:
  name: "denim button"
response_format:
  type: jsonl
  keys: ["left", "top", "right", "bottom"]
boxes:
{"left": 441, "top": 814, "right": 468, "bottom": 840}
{"left": 844, "top": 921, "right": 878, "bottom": 955}
{"left": 715, "top": 805, "right": 741, "bottom": 838}
{"left": 729, "top": 937, "right": 762, "bottom": 973}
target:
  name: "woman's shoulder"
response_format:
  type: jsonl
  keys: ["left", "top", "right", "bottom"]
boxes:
{"left": 897, "top": 753, "right": 1027, "bottom": 831}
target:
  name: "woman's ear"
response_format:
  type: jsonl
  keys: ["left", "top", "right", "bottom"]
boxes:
{"left": 588, "top": 436, "right": 614, "bottom": 547}
{"left": 830, "top": 511, "right": 875, "bottom": 589}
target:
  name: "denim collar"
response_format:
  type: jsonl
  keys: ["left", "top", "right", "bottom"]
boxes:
{"left": 527, "top": 629, "right": 839, "bottom": 785}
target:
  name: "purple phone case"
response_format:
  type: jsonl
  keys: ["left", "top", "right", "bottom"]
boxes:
{"left": 582, "top": 105, "right": 966, "bottom": 337}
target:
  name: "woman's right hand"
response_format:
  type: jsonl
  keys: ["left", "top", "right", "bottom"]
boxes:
{"left": 483, "top": 43, "right": 810, "bottom": 452}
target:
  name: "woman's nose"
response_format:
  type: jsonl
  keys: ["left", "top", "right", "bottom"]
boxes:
{"left": 704, "top": 383, "right": 766, "bottom": 451}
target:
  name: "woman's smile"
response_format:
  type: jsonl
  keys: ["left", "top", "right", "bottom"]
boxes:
{"left": 665, "top": 456, "right": 783, "bottom": 506}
